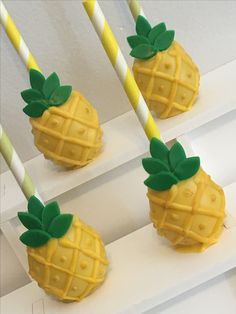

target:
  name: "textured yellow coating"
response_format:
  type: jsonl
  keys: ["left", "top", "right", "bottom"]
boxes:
{"left": 30, "top": 91, "right": 102, "bottom": 168}
{"left": 27, "top": 216, "right": 109, "bottom": 302}
{"left": 147, "top": 169, "right": 225, "bottom": 252}
{"left": 133, "top": 42, "right": 200, "bottom": 119}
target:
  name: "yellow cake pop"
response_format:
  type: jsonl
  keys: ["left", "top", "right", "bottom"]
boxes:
{"left": 143, "top": 138, "right": 225, "bottom": 252}
{"left": 21, "top": 70, "right": 102, "bottom": 168}
{"left": 127, "top": 16, "right": 200, "bottom": 119}
{"left": 18, "top": 196, "right": 109, "bottom": 302}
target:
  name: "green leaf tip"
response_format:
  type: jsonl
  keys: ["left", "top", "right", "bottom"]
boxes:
{"left": 136, "top": 15, "right": 151, "bottom": 37}
{"left": 30, "top": 69, "right": 45, "bottom": 91}
{"left": 156, "top": 30, "right": 175, "bottom": 51}
{"left": 142, "top": 158, "right": 169, "bottom": 174}
{"left": 28, "top": 196, "right": 44, "bottom": 220}
{"left": 174, "top": 157, "right": 200, "bottom": 180}
{"left": 130, "top": 44, "right": 157, "bottom": 60}
{"left": 150, "top": 137, "right": 169, "bottom": 163}
{"left": 127, "top": 15, "right": 175, "bottom": 60}
{"left": 18, "top": 196, "right": 73, "bottom": 248}
{"left": 48, "top": 214, "right": 73, "bottom": 238}
{"left": 144, "top": 171, "right": 178, "bottom": 191}
{"left": 18, "top": 212, "right": 42, "bottom": 230}
{"left": 42, "top": 202, "right": 60, "bottom": 231}
{"left": 20, "top": 230, "right": 51, "bottom": 248}
{"left": 42, "top": 72, "right": 60, "bottom": 98}
{"left": 21, "top": 70, "right": 72, "bottom": 118}
{"left": 143, "top": 138, "right": 200, "bottom": 191}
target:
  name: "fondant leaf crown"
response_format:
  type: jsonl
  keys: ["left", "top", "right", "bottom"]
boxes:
{"left": 21, "top": 69, "right": 72, "bottom": 118}
{"left": 127, "top": 15, "right": 175, "bottom": 60}
{"left": 142, "top": 138, "right": 200, "bottom": 191}
{"left": 18, "top": 196, "right": 73, "bottom": 247}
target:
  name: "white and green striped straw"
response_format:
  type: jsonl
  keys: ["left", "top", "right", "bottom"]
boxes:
{"left": 0, "top": 124, "right": 42, "bottom": 202}
{"left": 127, "top": 0, "right": 146, "bottom": 21}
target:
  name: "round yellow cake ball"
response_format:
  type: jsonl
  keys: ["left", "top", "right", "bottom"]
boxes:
{"left": 143, "top": 138, "right": 226, "bottom": 252}
{"left": 21, "top": 70, "right": 102, "bottom": 168}
{"left": 30, "top": 90, "right": 102, "bottom": 168}
{"left": 18, "top": 197, "right": 109, "bottom": 302}
{"left": 133, "top": 42, "right": 200, "bottom": 119}
{"left": 148, "top": 168, "right": 225, "bottom": 252}
{"left": 28, "top": 216, "right": 108, "bottom": 301}
{"left": 128, "top": 16, "right": 200, "bottom": 119}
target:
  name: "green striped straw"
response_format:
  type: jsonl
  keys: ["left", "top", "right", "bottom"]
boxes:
{"left": 127, "top": 0, "right": 146, "bottom": 21}
{"left": 0, "top": 124, "right": 42, "bottom": 202}
{"left": 0, "top": 6, "right": 43, "bottom": 202}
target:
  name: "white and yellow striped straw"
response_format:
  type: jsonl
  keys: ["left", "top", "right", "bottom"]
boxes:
{"left": 0, "top": 1, "right": 41, "bottom": 72}
{"left": 83, "top": 0, "right": 160, "bottom": 141}
{"left": 0, "top": 124, "right": 42, "bottom": 202}
{"left": 127, "top": 0, "right": 146, "bottom": 21}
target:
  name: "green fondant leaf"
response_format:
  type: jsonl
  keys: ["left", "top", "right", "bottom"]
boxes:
{"left": 144, "top": 171, "right": 178, "bottom": 191}
{"left": 130, "top": 44, "right": 157, "bottom": 60}
{"left": 42, "top": 72, "right": 60, "bottom": 99}
{"left": 150, "top": 138, "right": 169, "bottom": 164}
{"left": 28, "top": 196, "right": 44, "bottom": 220}
{"left": 20, "top": 230, "right": 51, "bottom": 247}
{"left": 23, "top": 101, "right": 48, "bottom": 118}
{"left": 49, "top": 86, "right": 72, "bottom": 106}
{"left": 21, "top": 89, "right": 43, "bottom": 104}
{"left": 42, "top": 202, "right": 60, "bottom": 231}
{"left": 142, "top": 158, "right": 169, "bottom": 174}
{"left": 175, "top": 157, "right": 200, "bottom": 180}
{"left": 136, "top": 15, "right": 151, "bottom": 37}
{"left": 127, "top": 35, "right": 149, "bottom": 49}
{"left": 155, "top": 30, "right": 175, "bottom": 51}
{"left": 18, "top": 212, "right": 42, "bottom": 230}
{"left": 48, "top": 214, "right": 73, "bottom": 238}
{"left": 30, "top": 69, "right": 45, "bottom": 91}
{"left": 148, "top": 23, "right": 166, "bottom": 44}
{"left": 169, "top": 142, "right": 186, "bottom": 170}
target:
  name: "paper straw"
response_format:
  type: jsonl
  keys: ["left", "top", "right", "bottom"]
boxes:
{"left": 127, "top": 0, "right": 145, "bottom": 21}
{"left": 83, "top": 0, "right": 160, "bottom": 141}
{"left": 0, "top": 1, "right": 41, "bottom": 72}
{"left": 0, "top": 124, "right": 42, "bottom": 202}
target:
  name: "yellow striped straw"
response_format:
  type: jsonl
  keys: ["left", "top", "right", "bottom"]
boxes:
{"left": 83, "top": 0, "right": 160, "bottom": 141}
{"left": 0, "top": 124, "right": 42, "bottom": 202}
{"left": 127, "top": 0, "right": 146, "bottom": 21}
{"left": 0, "top": 1, "right": 41, "bottom": 72}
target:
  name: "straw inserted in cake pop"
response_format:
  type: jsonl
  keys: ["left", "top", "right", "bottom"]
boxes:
{"left": 83, "top": 0, "right": 160, "bottom": 141}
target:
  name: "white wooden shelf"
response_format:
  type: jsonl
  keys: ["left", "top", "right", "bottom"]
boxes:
{"left": 1, "top": 182, "right": 235, "bottom": 314}
{"left": 1, "top": 60, "right": 236, "bottom": 223}
{"left": 146, "top": 269, "right": 236, "bottom": 314}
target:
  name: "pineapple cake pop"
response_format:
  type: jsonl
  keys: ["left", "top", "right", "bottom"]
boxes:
{"left": 127, "top": 16, "right": 200, "bottom": 119}
{"left": 143, "top": 138, "right": 226, "bottom": 252}
{"left": 21, "top": 69, "right": 103, "bottom": 168}
{"left": 18, "top": 196, "right": 109, "bottom": 302}
{"left": 82, "top": 0, "right": 226, "bottom": 253}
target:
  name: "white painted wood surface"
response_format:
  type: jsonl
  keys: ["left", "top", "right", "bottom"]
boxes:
{"left": 2, "top": 270, "right": 235, "bottom": 314}
{"left": 146, "top": 268, "right": 236, "bottom": 314}
{"left": 1, "top": 269, "right": 235, "bottom": 314}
